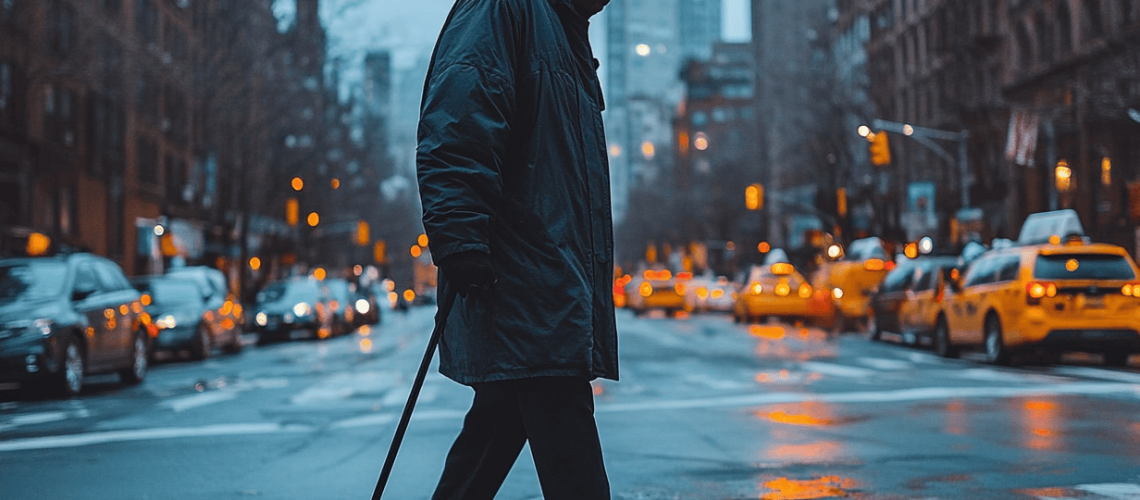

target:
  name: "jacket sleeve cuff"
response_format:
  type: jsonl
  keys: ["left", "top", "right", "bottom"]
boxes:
{"left": 431, "top": 242, "right": 491, "bottom": 266}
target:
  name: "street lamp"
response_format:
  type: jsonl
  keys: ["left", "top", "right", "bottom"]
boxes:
{"left": 291, "top": 177, "right": 304, "bottom": 191}
{"left": 857, "top": 125, "right": 871, "bottom": 138}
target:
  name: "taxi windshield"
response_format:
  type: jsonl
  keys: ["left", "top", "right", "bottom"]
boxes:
{"left": 1033, "top": 254, "right": 1137, "bottom": 281}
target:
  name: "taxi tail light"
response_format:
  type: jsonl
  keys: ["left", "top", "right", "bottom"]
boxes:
{"left": 1026, "top": 281, "right": 1058, "bottom": 305}
{"left": 1122, "top": 283, "right": 1140, "bottom": 297}
{"left": 864, "top": 259, "right": 886, "bottom": 272}
{"left": 934, "top": 284, "right": 945, "bottom": 303}
{"left": 674, "top": 283, "right": 686, "bottom": 295}
{"left": 676, "top": 272, "right": 693, "bottom": 281}
{"left": 797, "top": 283, "right": 813, "bottom": 299}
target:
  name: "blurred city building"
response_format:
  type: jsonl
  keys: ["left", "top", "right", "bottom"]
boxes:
{"left": 673, "top": 42, "right": 757, "bottom": 273}
{"left": 751, "top": 0, "right": 835, "bottom": 249}
{"left": 0, "top": 0, "right": 398, "bottom": 301}
{"left": 843, "top": 0, "right": 1140, "bottom": 255}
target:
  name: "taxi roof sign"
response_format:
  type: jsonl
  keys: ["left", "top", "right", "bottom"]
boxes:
{"left": 1018, "top": 209, "right": 1085, "bottom": 246}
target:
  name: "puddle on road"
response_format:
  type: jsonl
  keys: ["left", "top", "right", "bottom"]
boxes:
{"left": 759, "top": 475, "right": 860, "bottom": 499}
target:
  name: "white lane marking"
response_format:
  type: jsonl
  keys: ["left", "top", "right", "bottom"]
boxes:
{"left": 291, "top": 371, "right": 401, "bottom": 405}
{"left": 0, "top": 423, "right": 311, "bottom": 452}
{"left": 855, "top": 357, "right": 913, "bottom": 370}
{"left": 800, "top": 361, "right": 878, "bottom": 378}
{"left": 1077, "top": 483, "right": 1140, "bottom": 499}
{"left": 1052, "top": 367, "right": 1140, "bottom": 385}
{"left": 683, "top": 373, "right": 751, "bottom": 390}
{"left": 380, "top": 385, "right": 439, "bottom": 407}
{"left": 5, "top": 382, "right": 1140, "bottom": 452}
{"left": 0, "top": 411, "right": 69, "bottom": 432}
{"left": 948, "top": 368, "right": 1070, "bottom": 383}
{"left": 162, "top": 391, "right": 238, "bottom": 412}
{"left": 595, "top": 382, "right": 1140, "bottom": 413}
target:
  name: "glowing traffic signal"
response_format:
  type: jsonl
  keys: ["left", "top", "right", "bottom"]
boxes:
{"left": 286, "top": 198, "right": 299, "bottom": 226}
{"left": 745, "top": 183, "right": 764, "bottom": 211}
{"left": 869, "top": 132, "right": 891, "bottom": 166}
{"left": 355, "top": 221, "right": 370, "bottom": 246}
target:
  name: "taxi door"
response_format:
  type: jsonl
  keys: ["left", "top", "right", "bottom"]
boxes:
{"left": 946, "top": 256, "right": 997, "bottom": 345}
{"left": 70, "top": 263, "right": 119, "bottom": 370}
{"left": 899, "top": 265, "right": 935, "bottom": 336}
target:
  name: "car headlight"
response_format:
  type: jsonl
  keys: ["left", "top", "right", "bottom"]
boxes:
{"left": 255, "top": 312, "right": 268, "bottom": 326}
{"left": 832, "top": 288, "right": 845, "bottom": 299}
{"left": 355, "top": 299, "right": 370, "bottom": 314}
{"left": 155, "top": 315, "right": 177, "bottom": 329}
{"left": 293, "top": 302, "right": 312, "bottom": 317}
{"left": 18, "top": 319, "right": 53, "bottom": 338}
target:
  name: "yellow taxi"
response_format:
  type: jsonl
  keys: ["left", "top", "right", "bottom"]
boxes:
{"left": 810, "top": 237, "right": 894, "bottom": 331}
{"left": 624, "top": 268, "right": 689, "bottom": 316}
{"left": 734, "top": 261, "right": 832, "bottom": 324}
{"left": 934, "top": 238, "right": 1140, "bottom": 365}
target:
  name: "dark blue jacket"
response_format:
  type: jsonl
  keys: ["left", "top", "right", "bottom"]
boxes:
{"left": 417, "top": 0, "right": 617, "bottom": 385}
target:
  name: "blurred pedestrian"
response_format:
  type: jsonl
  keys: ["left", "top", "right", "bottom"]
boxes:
{"left": 416, "top": 0, "right": 616, "bottom": 498}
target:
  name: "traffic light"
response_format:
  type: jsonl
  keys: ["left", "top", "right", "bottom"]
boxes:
{"left": 836, "top": 187, "right": 848, "bottom": 217}
{"left": 355, "top": 221, "right": 370, "bottom": 247}
{"left": 869, "top": 132, "right": 891, "bottom": 166}
{"left": 374, "top": 240, "right": 387, "bottom": 264}
{"left": 745, "top": 183, "right": 764, "bottom": 210}
{"left": 285, "top": 198, "right": 299, "bottom": 226}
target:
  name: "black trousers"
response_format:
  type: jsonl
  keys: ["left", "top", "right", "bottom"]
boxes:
{"left": 431, "top": 376, "right": 610, "bottom": 500}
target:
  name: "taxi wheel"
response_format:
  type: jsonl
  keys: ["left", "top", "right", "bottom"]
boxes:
{"left": 1103, "top": 352, "right": 1130, "bottom": 367}
{"left": 867, "top": 310, "right": 882, "bottom": 341}
{"left": 118, "top": 331, "right": 149, "bottom": 385}
{"left": 984, "top": 314, "right": 1011, "bottom": 366}
{"left": 190, "top": 325, "right": 210, "bottom": 361}
{"left": 934, "top": 317, "right": 959, "bottom": 359}
{"left": 50, "top": 335, "right": 86, "bottom": 398}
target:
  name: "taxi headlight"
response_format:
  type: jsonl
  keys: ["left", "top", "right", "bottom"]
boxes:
{"left": 832, "top": 288, "right": 844, "bottom": 300}
{"left": 355, "top": 299, "right": 371, "bottom": 314}
{"left": 750, "top": 283, "right": 763, "bottom": 295}
{"left": 293, "top": 302, "right": 313, "bottom": 317}
{"left": 18, "top": 319, "right": 53, "bottom": 338}
{"left": 255, "top": 312, "right": 268, "bottom": 326}
{"left": 155, "top": 315, "right": 177, "bottom": 329}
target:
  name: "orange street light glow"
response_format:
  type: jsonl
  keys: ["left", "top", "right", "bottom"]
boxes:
{"left": 291, "top": 177, "right": 304, "bottom": 191}
{"left": 249, "top": 257, "right": 262, "bottom": 271}
{"left": 307, "top": 212, "right": 319, "bottom": 227}
{"left": 418, "top": 234, "right": 429, "bottom": 247}
{"left": 410, "top": 245, "right": 423, "bottom": 258}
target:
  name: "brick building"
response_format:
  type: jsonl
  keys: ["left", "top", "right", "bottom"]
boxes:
{"left": 846, "top": 0, "right": 1140, "bottom": 251}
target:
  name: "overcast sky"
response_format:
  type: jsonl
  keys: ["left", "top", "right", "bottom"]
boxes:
{"left": 274, "top": 0, "right": 751, "bottom": 98}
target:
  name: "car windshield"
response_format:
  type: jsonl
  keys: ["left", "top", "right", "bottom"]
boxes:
{"left": 257, "top": 281, "right": 319, "bottom": 304}
{"left": 1034, "top": 254, "right": 1137, "bottom": 281}
{"left": 0, "top": 261, "right": 68, "bottom": 301}
{"left": 149, "top": 279, "right": 204, "bottom": 305}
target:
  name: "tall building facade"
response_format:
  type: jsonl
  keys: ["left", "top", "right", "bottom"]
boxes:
{"left": 606, "top": 0, "right": 723, "bottom": 233}
{"left": 751, "top": 0, "right": 834, "bottom": 248}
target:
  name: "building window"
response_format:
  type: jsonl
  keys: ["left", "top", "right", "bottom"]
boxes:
{"left": 165, "top": 154, "right": 186, "bottom": 203}
{"left": 1035, "top": 12, "right": 1053, "bottom": 63}
{"left": 0, "top": 61, "right": 19, "bottom": 134}
{"left": 100, "top": 0, "right": 120, "bottom": 15}
{"left": 1082, "top": 0, "right": 1104, "bottom": 40}
{"left": 136, "top": 137, "right": 159, "bottom": 186}
{"left": 163, "top": 85, "right": 187, "bottom": 145}
{"left": 87, "top": 93, "right": 126, "bottom": 176}
{"left": 1058, "top": 2, "right": 1073, "bottom": 53}
{"left": 136, "top": 73, "right": 160, "bottom": 124}
{"left": 46, "top": 0, "right": 74, "bottom": 57}
{"left": 1016, "top": 23, "right": 1033, "bottom": 70}
{"left": 135, "top": 0, "right": 157, "bottom": 44}
{"left": 44, "top": 85, "right": 78, "bottom": 147}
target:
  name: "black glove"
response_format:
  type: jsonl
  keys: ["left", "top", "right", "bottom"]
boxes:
{"left": 439, "top": 251, "right": 495, "bottom": 298}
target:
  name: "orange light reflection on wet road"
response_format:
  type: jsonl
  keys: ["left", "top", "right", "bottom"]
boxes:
{"left": 359, "top": 338, "right": 373, "bottom": 353}
{"left": 1019, "top": 398, "right": 1060, "bottom": 451}
{"left": 760, "top": 476, "right": 859, "bottom": 500}
{"left": 767, "top": 441, "right": 841, "bottom": 462}
{"left": 750, "top": 325, "right": 786, "bottom": 340}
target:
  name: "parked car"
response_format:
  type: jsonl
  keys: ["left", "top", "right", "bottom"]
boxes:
{"left": 324, "top": 278, "right": 357, "bottom": 335}
{"left": 251, "top": 278, "right": 334, "bottom": 344}
{"left": 868, "top": 255, "right": 960, "bottom": 343}
{"left": 683, "top": 273, "right": 738, "bottom": 313}
{"left": 131, "top": 275, "right": 243, "bottom": 359}
{"left": 165, "top": 265, "right": 243, "bottom": 324}
{"left": 935, "top": 238, "right": 1140, "bottom": 365}
{"left": 811, "top": 237, "right": 894, "bottom": 331}
{"left": 0, "top": 254, "right": 152, "bottom": 397}
{"left": 624, "top": 266, "right": 687, "bottom": 317}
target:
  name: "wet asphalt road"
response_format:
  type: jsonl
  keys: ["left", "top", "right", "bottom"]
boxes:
{"left": 2, "top": 306, "right": 1140, "bottom": 500}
